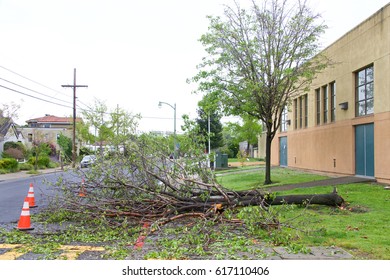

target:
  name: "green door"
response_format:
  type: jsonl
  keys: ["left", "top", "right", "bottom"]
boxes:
{"left": 355, "top": 123, "right": 374, "bottom": 177}
{"left": 279, "top": 137, "right": 288, "bottom": 167}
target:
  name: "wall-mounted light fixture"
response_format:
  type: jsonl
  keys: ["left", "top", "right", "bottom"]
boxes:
{"left": 286, "top": 120, "right": 291, "bottom": 125}
{"left": 339, "top": 102, "right": 348, "bottom": 110}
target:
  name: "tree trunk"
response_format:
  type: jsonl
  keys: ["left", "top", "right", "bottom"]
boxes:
{"left": 267, "top": 188, "right": 344, "bottom": 206}
{"left": 264, "top": 132, "right": 272, "bottom": 185}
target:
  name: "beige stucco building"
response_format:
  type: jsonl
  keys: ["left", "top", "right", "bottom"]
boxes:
{"left": 20, "top": 115, "right": 82, "bottom": 152}
{"left": 271, "top": 4, "right": 390, "bottom": 184}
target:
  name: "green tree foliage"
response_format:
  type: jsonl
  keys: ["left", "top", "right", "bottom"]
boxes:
{"left": 221, "top": 117, "right": 261, "bottom": 158}
{"left": 57, "top": 134, "right": 73, "bottom": 162}
{"left": 196, "top": 108, "right": 224, "bottom": 153}
{"left": 30, "top": 137, "right": 51, "bottom": 170}
{"left": 190, "top": 0, "right": 328, "bottom": 184}
{"left": 80, "top": 100, "right": 140, "bottom": 156}
{"left": 221, "top": 125, "right": 239, "bottom": 158}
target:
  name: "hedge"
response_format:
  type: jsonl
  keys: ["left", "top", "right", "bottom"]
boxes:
{"left": 0, "top": 158, "right": 19, "bottom": 172}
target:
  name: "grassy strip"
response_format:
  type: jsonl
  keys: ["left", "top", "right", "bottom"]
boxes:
{"left": 217, "top": 167, "right": 329, "bottom": 191}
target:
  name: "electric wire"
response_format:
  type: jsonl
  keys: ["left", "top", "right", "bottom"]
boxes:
{"left": 0, "top": 65, "right": 70, "bottom": 98}
{"left": 0, "top": 65, "right": 178, "bottom": 121}
{"left": 0, "top": 84, "right": 73, "bottom": 109}
{"left": 0, "top": 77, "right": 73, "bottom": 105}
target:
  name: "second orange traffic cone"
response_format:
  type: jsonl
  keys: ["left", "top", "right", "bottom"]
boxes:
{"left": 79, "top": 179, "right": 86, "bottom": 197}
{"left": 26, "top": 183, "right": 37, "bottom": 208}
{"left": 17, "top": 197, "right": 34, "bottom": 231}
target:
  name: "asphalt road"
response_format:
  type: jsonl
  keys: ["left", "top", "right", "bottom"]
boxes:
{"left": 0, "top": 170, "right": 76, "bottom": 225}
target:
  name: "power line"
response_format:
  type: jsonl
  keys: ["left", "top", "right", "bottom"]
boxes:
{"left": 0, "top": 77, "right": 73, "bottom": 105}
{"left": 0, "top": 84, "right": 73, "bottom": 109}
{"left": 0, "top": 65, "right": 69, "bottom": 98}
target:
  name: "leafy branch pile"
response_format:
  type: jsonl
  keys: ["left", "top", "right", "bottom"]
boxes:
{"left": 49, "top": 134, "right": 343, "bottom": 232}
{"left": 52, "top": 135, "right": 272, "bottom": 227}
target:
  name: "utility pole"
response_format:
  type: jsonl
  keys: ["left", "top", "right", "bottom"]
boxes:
{"left": 62, "top": 68, "right": 88, "bottom": 168}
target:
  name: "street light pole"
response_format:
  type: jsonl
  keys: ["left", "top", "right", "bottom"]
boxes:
{"left": 158, "top": 101, "right": 177, "bottom": 158}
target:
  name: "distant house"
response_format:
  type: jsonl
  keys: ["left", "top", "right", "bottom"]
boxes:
{"left": 20, "top": 114, "right": 83, "bottom": 152}
{"left": 0, "top": 116, "right": 24, "bottom": 157}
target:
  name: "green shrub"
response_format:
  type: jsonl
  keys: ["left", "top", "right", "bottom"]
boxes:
{"left": 19, "top": 163, "right": 33, "bottom": 171}
{"left": 28, "top": 156, "right": 51, "bottom": 168}
{"left": 48, "top": 161, "right": 59, "bottom": 168}
{"left": 0, "top": 158, "right": 19, "bottom": 172}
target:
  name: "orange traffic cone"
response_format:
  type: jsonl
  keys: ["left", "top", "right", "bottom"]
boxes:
{"left": 26, "top": 183, "right": 37, "bottom": 208}
{"left": 79, "top": 179, "right": 86, "bottom": 197}
{"left": 17, "top": 197, "right": 34, "bottom": 231}
{"left": 134, "top": 222, "right": 150, "bottom": 249}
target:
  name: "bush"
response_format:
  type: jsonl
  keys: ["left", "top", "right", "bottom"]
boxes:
{"left": 28, "top": 156, "right": 51, "bottom": 169}
{"left": 48, "top": 161, "right": 59, "bottom": 168}
{"left": 19, "top": 163, "right": 33, "bottom": 171}
{"left": 3, "top": 141, "right": 28, "bottom": 158}
{"left": 2, "top": 148, "right": 24, "bottom": 160}
{"left": 0, "top": 158, "right": 19, "bottom": 172}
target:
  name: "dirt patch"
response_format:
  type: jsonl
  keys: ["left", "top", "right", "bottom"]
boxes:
{"left": 228, "top": 161, "right": 265, "bottom": 168}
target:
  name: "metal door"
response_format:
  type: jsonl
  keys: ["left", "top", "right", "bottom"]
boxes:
{"left": 279, "top": 137, "right": 288, "bottom": 167}
{"left": 355, "top": 123, "right": 374, "bottom": 177}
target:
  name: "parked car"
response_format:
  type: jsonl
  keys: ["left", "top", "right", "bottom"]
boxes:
{"left": 80, "top": 155, "right": 96, "bottom": 168}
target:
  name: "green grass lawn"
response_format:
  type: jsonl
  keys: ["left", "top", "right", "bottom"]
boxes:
{"left": 217, "top": 167, "right": 329, "bottom": 191}
{"left": 274, "top": 184, "right": 390, "bottom": 259}
{"left": 217, "top": 167, "right": 390, "bottom": 259}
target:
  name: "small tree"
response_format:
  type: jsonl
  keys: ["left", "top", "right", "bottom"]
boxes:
{"left": 31, "top": 140, "right": 51, "bottom": 170}
{"left": 81, "top": 100, "right": 139, "bottom": 157}
{"left": 57, "top": 134, "right": 73, "bottom": 163}
{"left": 190, "top": 0, "right": 328, "bottom": 184}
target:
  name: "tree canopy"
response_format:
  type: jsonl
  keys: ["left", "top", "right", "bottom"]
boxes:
{"left": 190, "top": 0, "right": 329, "bottom": 184}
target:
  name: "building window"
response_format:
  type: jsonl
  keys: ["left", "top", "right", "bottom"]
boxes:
{"left": 356, "top": 65, "right": 374, "bottom": 116}
{"left": 323, "top": 85, "right": 328, "bottom": 124}
{"left": 304, "top": 94, "right": 308, "bottom": 128}
{"left": 299, "top": 96, "right": 303, "bottom": 128}
{"left": 315, "top": 88, "right": 320, "bottom": 125}
{"left": 330, "top": 82, "right": 336, "bottom": 122}
{"left": 280, "top": 106, "right": 288, "bottom": 132}
{"left": 294, "top": 99, "right": 298, "bottom": 129}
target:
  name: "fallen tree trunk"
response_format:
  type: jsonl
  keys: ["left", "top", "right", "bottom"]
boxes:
{"left": 267, "top": 187, "right": 344, "bottom": 206}
{"left": 52, "top": 134, "right": 346, "bottom": 229}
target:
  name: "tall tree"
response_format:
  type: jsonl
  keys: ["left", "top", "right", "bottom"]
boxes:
{"left": 190, "top": 0, "right": 328, "bottom": 184}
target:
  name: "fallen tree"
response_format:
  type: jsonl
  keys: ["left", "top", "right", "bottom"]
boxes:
{"left": 268, "top": 187, "right": 344, "bottom": 206}
{"left": 48, "top": 134, "right": 344, "bottom": 231}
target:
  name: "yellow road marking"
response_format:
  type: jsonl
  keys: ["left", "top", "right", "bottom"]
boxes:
{"left": 0, "top": 244, "right": 105, "bottom": 260}
{"left": 0, "top": 244, "right": 25, "bottom": 260}
{"left": 58, "top": 245, "right": 105, "bottom": 260}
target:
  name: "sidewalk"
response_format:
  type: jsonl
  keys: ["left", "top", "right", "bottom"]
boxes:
{"left": 0, "top": 167, "right": 65, "bottom": 182}
{"left": 267, "top": 176, "right": 376, "bottom": 192}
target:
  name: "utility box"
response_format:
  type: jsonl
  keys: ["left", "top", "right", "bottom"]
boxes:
{"left": 215, "top": 152, "right": 228, "bottom": 169}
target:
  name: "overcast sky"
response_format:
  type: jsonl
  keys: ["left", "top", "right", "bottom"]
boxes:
{"left": 1, "top": 0, "right": 389, "bottom": 132}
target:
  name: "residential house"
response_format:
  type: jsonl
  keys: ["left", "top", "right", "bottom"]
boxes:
{"left": 0, "top": 116, "right": 24, "bottom": 157}
{"left": 271, "top": 4, "right": 390, "bottom": 184}
{"left": 21, "top": 114, "right": 82, "bottom": 152}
